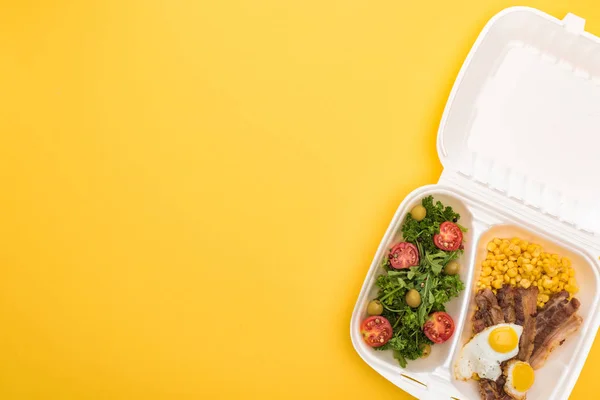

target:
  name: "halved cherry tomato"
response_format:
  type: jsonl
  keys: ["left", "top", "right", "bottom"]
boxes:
{"left": 388, "top": 242, "right": 419, "bottom": 269}
{"left": 423, "top": 311, "right": 455, "bottom": 344}
{"left": 361, "top": 316, "right": 393, "bottom": 347}
{"left": 434, "top": 222, "right": 463, "bottom": 251}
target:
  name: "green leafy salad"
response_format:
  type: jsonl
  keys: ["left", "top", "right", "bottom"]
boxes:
{"left": 359, "top": 196, "right": 467, "bottom": 367}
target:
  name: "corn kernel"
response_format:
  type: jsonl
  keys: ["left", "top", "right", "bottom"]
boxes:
{"left": 506, "top": 250, "right": 514, "bottom": 257}
{"left": 501, "top": 265, "right": 509, "bottom": 272}
{"left": 507, "top": 261, "right": 515, "bottom": 269}
{"left": 568, "top": 277, "right": 577, "bottom": 287}
{"left": 520, "top": 279, "right": 531, "bottom": 289}
{"left": 482, "top": 260, "right": 491, "bottom": 268}
{"left": 562, "top": 258, "right": 571, "bottom": 268}
{"left": 511, "top": 238, "right": 520, "bottom": 245}
{"left": 494, "top": 249, "right": 501, "bottom": 256}
{"left": 510, "top": 278, "right": 516, "bottom": 286}
{"left": 493, "top": 279, "right": 504, "bottom": 289}
{"left": 557, "top": 282, "right": 565, "bottom": 290}
{"left": 527, "top": 245, "right": 536, "bottom": 254}
{"left": 481, "top": 276, "right": 492, "bottom": 285}
{"left": 565, "top": 284, "right": 573, "bottom": 292}
{"left": 538, "top": 294, "right": 550, "bottom": 303}
{"left": 487, "top": 242, "right": 497, "bottom": 252}
{"left": 571, "top": 285, "right": 579, "bottom": 294}
{"left": 559, "top": 273, "right": 569, "bottom": 282}
{"left": 518, "top": 267, "right": 524, "bottom": 274}
{"left": 513, "top": 247, "right": 522, "bottom": 255}
{"left": 509, "top": 256, "right": 518, "bottom": 262}
{"left": 524, "top": 252, "right": 532, "bottom": 259}
{"left": 542, "top": 278, "right": 554, "bottom": 289}
{"left": 515, "top": 275, "right": 522, "bottom": 283}
{"left": 520, "top": 241, "right": 529, "bottom": 251}
{"left": 494, "top": 238, "right": 502, "bottom": 245}
{"left": 486, "top": 253, "right": 494, "bottom": 261}
{"left": 507, "top": 268, "right": 518, "bottom": 278}
{"left": 482, "top": 267, "right": 492, "bottom": 277}
{"left": 490, "top": 260, "right": 497, "bottom": 267}
{"left": 568, "top": 268, "right": 575, "bottom": 277}
{"left": 503, "top": 275, "right": 510, "bottom": 283}
{"left": 496, "top": 254, "right": 506, "bottom": 260}
{"left": 523, "top": 264, "right": 533, "bottom": 273}
{"left": 491, "top": 270, "right": 500, "bottom": 277}
{"left": 530, "top": 257, "right": 538, "bottom": 264}
{"left": 533, "top": 249, "right": 541, "bottom": 258}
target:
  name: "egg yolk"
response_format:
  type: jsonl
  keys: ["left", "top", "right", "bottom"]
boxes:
{"left": 488, "top": 326, "right": 519, "bottom": 353}
{"left": 512, "top": 362, "right": 535, "bottom": 392}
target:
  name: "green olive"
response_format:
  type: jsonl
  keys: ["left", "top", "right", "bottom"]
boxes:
{"left": 420, "top": 343, "right": 431, "bottom": 358}
{"left": 444, "top": 261, "right": 460, "bottom": 275}
{"left": 410, "top": 205, "right": 427, "bottom": 221}
{"left": 405, "top": 289, "right": 421, "bottom": 308}
{"left": 367, "top": 300, "right": 383, "bottom": 316}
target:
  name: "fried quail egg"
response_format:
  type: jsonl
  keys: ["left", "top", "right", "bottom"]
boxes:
{"left": 503, "top": 360, "right": 535, "bottom": 400}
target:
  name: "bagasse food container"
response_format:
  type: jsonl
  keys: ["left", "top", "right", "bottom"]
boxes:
{"left": 350, "top": 6, "right": 600, "bottom": 400}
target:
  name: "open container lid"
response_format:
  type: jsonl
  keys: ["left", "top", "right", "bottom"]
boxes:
{"left": 437, "top": 7, "right": 600, "bottom": 251}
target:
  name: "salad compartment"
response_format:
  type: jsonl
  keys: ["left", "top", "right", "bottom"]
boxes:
{"left": 350, "top": 185, "right": 476, "bottom": 377}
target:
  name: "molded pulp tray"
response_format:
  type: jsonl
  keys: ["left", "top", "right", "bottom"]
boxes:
{"left": 350, "top": 7, "right": 600, "bottom": 400}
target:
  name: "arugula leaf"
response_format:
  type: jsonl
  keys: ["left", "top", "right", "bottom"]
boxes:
{"left": 393, "top": 350, "right": 408, "bottom": 368}
{"left": 425, "top": 251, "right": 446, "bottom": 275}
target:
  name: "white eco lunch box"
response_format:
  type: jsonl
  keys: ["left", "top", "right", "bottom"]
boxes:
{"left": 350, "top": 6, "right": 600, "bottom": 400}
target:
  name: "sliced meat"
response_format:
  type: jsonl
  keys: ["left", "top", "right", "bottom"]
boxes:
{"left": 534, "top": 292, "right": 580, "bottom": 352}
{"left": 473, "top": 288, "right": 505, "bottom": 333}
{"left": 473, "top": 318, "right": 487, "bottom": 334}
{"left": 478, "top": 379, "right": 511, "bottom": 400}
{"left": 514, "top": 286, "right": 538, "bottom": 361}
{"left": 531, "top": 307, "right": 582, "bottom": 369}
{"left": 530, "top": 313, "right": 582, "bottom": 369}
{"left": 478, "top": 380, "right": 501, "bottom": 400}
{"left": 496, "top": 285, "right": 516, "bottom": 323}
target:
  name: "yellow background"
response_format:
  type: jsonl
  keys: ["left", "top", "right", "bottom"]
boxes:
{"left": 0, "top": 1, "right": 598, "bottom": 399}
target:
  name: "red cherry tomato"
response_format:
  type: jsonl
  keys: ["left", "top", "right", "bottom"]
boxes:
{"left": 434, "top": 222, "right": 463, "bottom": 251}
{"left": 361, "top": 316, "right": 393, "bottom": 347}
{"left": 423, "top": 311, "right": 455, "bottom": 344}
{"left": 388, "top": 242, "right": 419, "bottom": 269}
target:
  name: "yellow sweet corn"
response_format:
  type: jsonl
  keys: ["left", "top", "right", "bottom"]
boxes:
{"left": 479, "top": 238, "right": 577, "bottom": 306}
{"left": 520, "top": 279, "right": 531, "bottom": 289}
